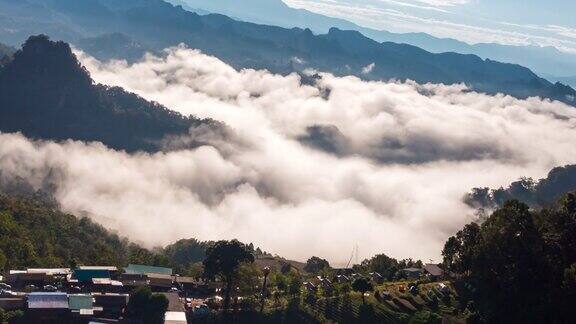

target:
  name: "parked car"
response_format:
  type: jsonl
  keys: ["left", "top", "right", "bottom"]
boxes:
{"left": 193, "top": 304, "right": 210, "bottom": 317}
{"left": 69, "top": 285, "right": 82, "bottom": 293}
{"left": 43, "top": 285, "right": 58, "bottom": 292}
{"left": 0, "top": 289, "right": 17, "bottom": 297}
{"left": 24, "top": 284, "right": 38, "bottom": 292}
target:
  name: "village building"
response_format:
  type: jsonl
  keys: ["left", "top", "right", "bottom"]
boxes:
{"left": 91, "top": 278, "right": 124, "bottom": 293}
{"left": 73, "top": 268, "right": 111, "bottom": 284}
{"left": 119, "top": 272, "right": 149, "bottom": 292}
{"left": 0, "top": 295, "right": 25, "bottom": 311}
{"left": 399, "top": 268, "right": 424, "bottom": 280}
{"left": 333, "top": 268, "right": 355, "bottom": 277}
{"left": 6, "top": 270, "right": 54, "bottom": 289}
{"left": 125, "top": 264, "right": 173, "bottom": 276}
{"left": 165, "top": 311, "right": 188, "bottom": 324}
{"left": 174, "top": 276, "right": 198, "bottom": 295}
{"left": 69, "top": 294, "right": 97, "bottom": 319}
{"left": 303, "top": 282, "right": 317, "bottom": 292}
{"left": 335, "top": 274, "right": 350, "bottom": 284}
{"left": 26, "top": 292, "right": 71, "bottom": 322}
{"left": 92, "top": 293, "right": 129, "bottom": 318}
{"left": 423, "top": 264, "right": 444, "bottom": 280}
{"left": 148, "top": 273, "right": 175, "bottom": 292}
{"left": 370, "top": 272, "right": 384, "bottom": 283}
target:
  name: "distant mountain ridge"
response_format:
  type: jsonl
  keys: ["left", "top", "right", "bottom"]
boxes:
{"left": 0, "top": 35, "right": 219, "bottom": 152}
{"left": 0, "top": 0, "right": 574, "bottom": 105}
{"left": 178, "top": 0, "right": 576, "bottom": 88}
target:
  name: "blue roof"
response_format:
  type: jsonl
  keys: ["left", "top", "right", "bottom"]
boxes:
{"left": 125, "top": 264, "right": 173, "bottom": 275}
{"left": 28, "top": 292, "right": 69, "bottom": 309}
{"left": 73, "top": 269, "right": 111, "bottom": 282}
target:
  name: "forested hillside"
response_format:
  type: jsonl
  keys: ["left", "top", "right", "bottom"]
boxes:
{"left": 0, "top": 35, "right": 221, "bottom": 152}
{"left": 466, "top": 165, "right": 576, "bottom": 210}
{"left": 0, "top": 194, "right": 170, "bottom": 270}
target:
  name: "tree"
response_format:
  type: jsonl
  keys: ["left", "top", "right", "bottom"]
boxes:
{"left": 443, "top": 199, "right": 566, "bottom": 323}
{"left": 360, "top": 253, "right": 398, "bottom": 280}
{"left": 148, "top": 294, "right": 170, "bottom": 324}
{"left": 236, "top": 262, "right": 262, "bottom": 295}
{"left": 203, "top": 240, "right": 255, "bottom": 309}
{"left": 352, "top": 278, "right": 373, "bottom": 305}
{"left": 288, "top": 274, "right": 302, "bottom": 296}
{"left": 126, "top": 286, "right": 169, "bottom": 324}
{"left": 304, "top": 256, "right": 330, "bottom": 273}
{"left": 442, "top": 222, "right": 480, "bottom": 274}
{"left": 274, "top": 273, "right": 288, "bottom": 292}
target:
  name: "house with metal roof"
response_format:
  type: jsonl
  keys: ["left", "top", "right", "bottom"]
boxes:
{"left": 27, "top": 292, "right": 69, "bottom": 309}
{"left": 148, "top": 273, "right": 174, "bottom": 292}
{"left": 27, "top": 292, "right": 70, "bottom": 322}
{"left": 125, "top": 264, "right": 173, "bottom": 276}
{"left": 93, "top": 293, "right": 129, "bottom": 318}
{"left": 68, "top": 294, "right": 95, "bottom": 316}
{"left": 77, "top": 266, "right": 118, "bottom": 272}
{"left": 399, "top": 268, "right": 424, "bottom": 280}
{"left": 91, "top": 278, "right": 124, "bottom": 293}
{"left": 423, "top": 264, "right": 444, "bottom": 280}
{"left": 73, "top": 269, "right": 111, "bottom": 283}
{"left": 6, "top": 272, "right": 53, "bottom": 289}
{"left": 27, "top": 268, "right": 71, "bottom": 276}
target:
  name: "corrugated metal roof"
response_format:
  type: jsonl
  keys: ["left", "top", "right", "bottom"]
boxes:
{"left": 69, "top": 294, "right": 93, "bottom": 311}
{"left": 423, "top": 264, "right": 444, "bottom": 277}
{"left": 73, "top": 269, "right": 110, "bottom": 282}
{"left": 28, "top": 292, "right": 69, "bottom": 309}
{"left": 92, "top": 278, "right": 123, "bottom": 286}
{"left": 77, "top": 266, "right": 118, "bottom": 271}
{"left": 125, "top": 264, "right": 173, "bottom": 275}
{"left": 27, "top": 268, "right": 71, "bottom": 275}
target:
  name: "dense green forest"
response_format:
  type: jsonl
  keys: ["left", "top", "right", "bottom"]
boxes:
{"left": 0, "top": 193, "right": 252, "bottom": 276}
{"left": 0, "top": 35, "right": 223, "bottom": 153}
{"left": 0, "top": 194, "right": 172, "bottom": 270}
{"left": 443, "top": 193, "right": 576, "bottom": 323}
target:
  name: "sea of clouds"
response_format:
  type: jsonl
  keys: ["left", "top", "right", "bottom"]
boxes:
{"left": 1, "top": 45, "right": 576, "bottom": 264}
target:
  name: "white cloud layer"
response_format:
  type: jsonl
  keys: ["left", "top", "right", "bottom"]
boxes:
{"left": 2, "top": 46, "right": 576, "bottom": 265}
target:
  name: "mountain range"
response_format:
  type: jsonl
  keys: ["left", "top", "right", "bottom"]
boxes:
{"left": 0, "top": 0, "right": 574, "bottom": 106}
{"left": 175, "top": 0, "right": 576, "bottom": 88}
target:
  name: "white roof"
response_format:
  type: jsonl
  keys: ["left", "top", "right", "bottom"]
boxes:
{"left": 78, "top": 266, "right": 118, "bottom": 271}
{"left": 80, "top": 309, "right": 94, "bottom": 315}
{"left": 92, "top": 278, "right": 123, "bottom": 286}
{"left": 27, "top": 268, "right": 71, "bottom": 275}
{"left": 165, "top": 311, "right": 187, "bottom": 324}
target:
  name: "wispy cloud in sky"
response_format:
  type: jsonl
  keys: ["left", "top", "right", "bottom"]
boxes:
{"left": 284, "top": 0, "right": 576, "bottom": 53}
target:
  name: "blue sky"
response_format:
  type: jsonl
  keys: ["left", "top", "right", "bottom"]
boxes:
{"left": 284, "top": 0, "right": 576, "bottom": 53}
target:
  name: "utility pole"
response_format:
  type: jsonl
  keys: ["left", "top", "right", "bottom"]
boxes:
{"left": 260, "top": 267, "right": 270, "bottom": 313}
